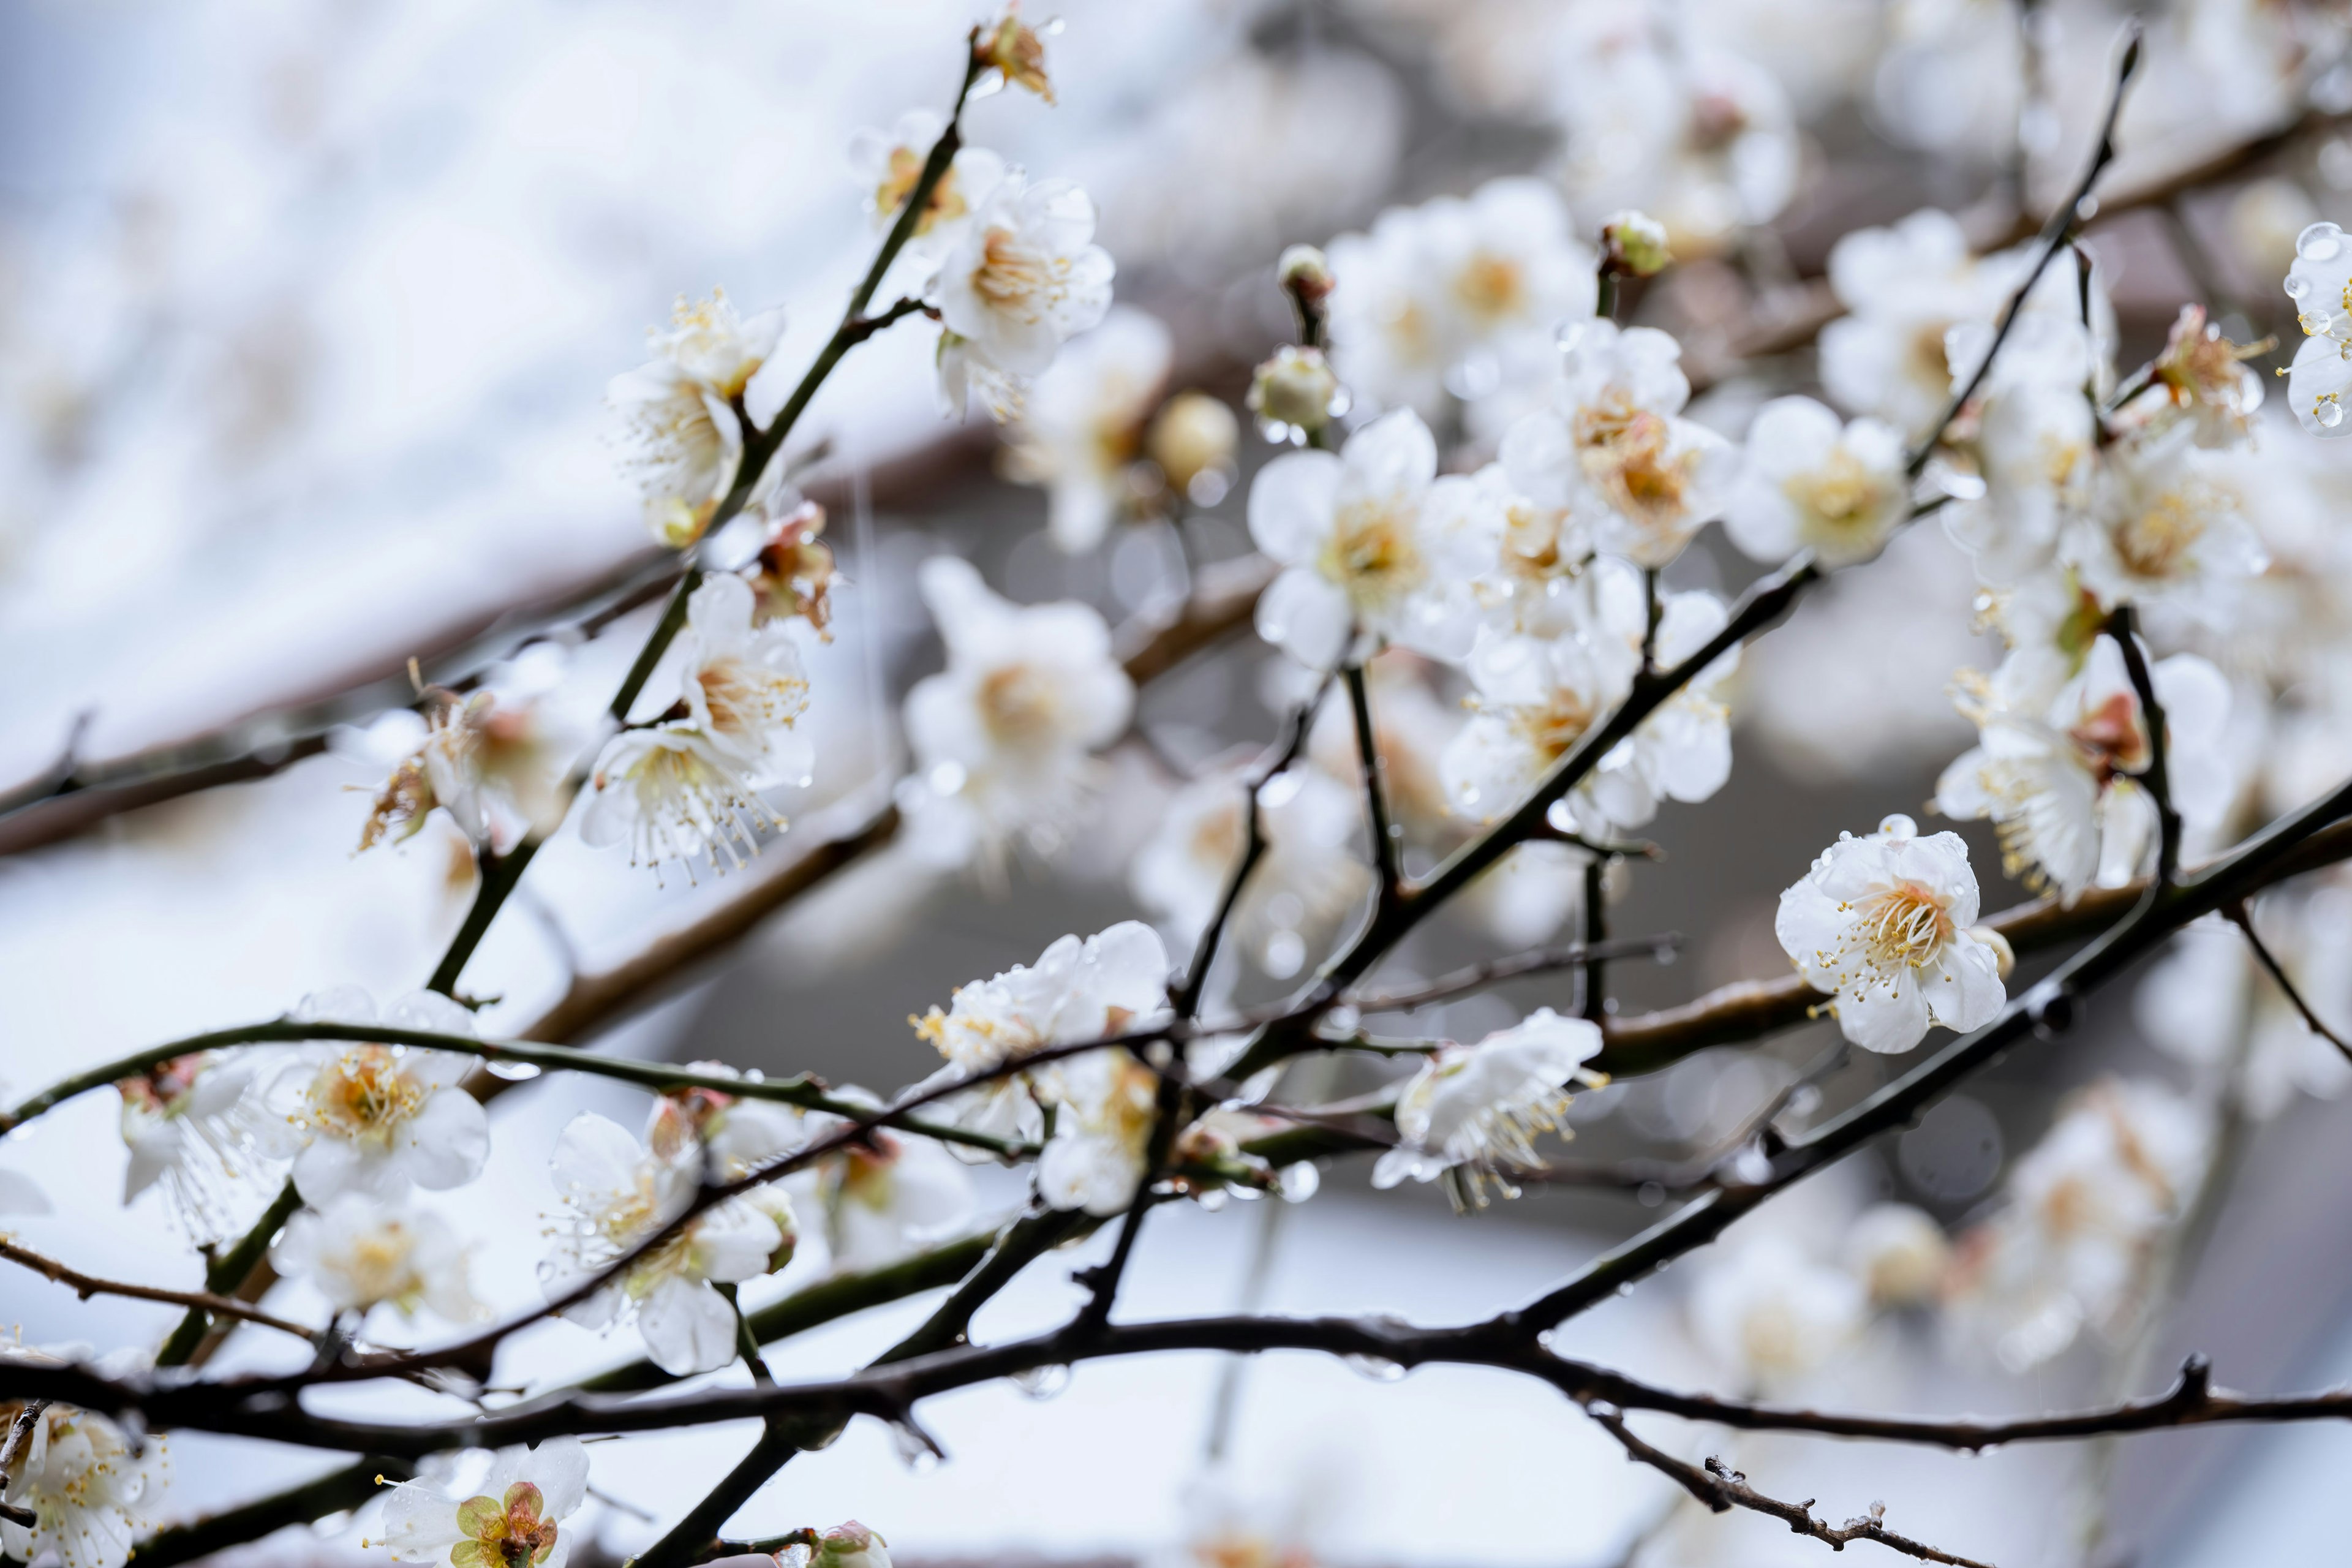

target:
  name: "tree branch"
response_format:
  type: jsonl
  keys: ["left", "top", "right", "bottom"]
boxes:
{"left": 0, "top": 1238, "right": 320, "bottom": 1346}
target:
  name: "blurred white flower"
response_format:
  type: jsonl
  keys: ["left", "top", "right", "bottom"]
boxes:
{"left": 1442, "top": 622, "right": 1637, "bottom": 826}
{"left": 357, "top": 690, "right": 560, "bottom": 856}
{"left": 118, "top": 1051, "right": 277, "bottom": 1242}
{"left": 913, "top": 921, "right": 1170, "bottom": 1148}
{"left": 1002, "top": 307, "right": 1172, "bottom": 552}
{"left": 375, "top": 1437, "right": 588, "bottom": 1568}
{"left": 541, "top": 1110, "right": 788, "bottom": 1377}
{"left": 900, "top": 556, "right": 1134, "bottom": 866}
{"left": 846, "top": 108, "right": 1005, "bottom": 253}
{"left": 1842, "top": 1202, "right": 1952, "bottom": 1308}
{"left": 1425, "top": 462, "right": 1594, "bottom": 640}
{"left": 1820, "top": 209, "right": 2007, "bottom": 434}
{"left": 1372, "top": 1008, "right": 1605, "bottom": 1207}
{"left": 2061, "top": 430, "right": 2269, "bottom": 623}
{"left": 1585, "top": 585, "right": 1741, "bottom": 835}
{"left": 1036, "top": 1047, "right": 1160, "bottom": 1216}
{"left": 580, "top": 727, "right": 783, "bottom": 875}
{"left": 2119, "top": 304, "right": 2266, "bottom": 450}
{"left": 1937, "top": 633, "right": 2233, "bottom": 899}
{"left": 1248, "top": 408, "right": 1485, "bottom": 669}
{"left": 609, "top": 291, "right": 784, "bottom": 548}
{"left": 261, "top": 988, "right": 489, "bottom": 1206}
{"left": 1499, "top": 320, "right": 1734, "bottom": 568}
{"left": 1128, "top": 764, "right": 1370, "bottom": 973}
{"left": 807, "top": 1110, "right": 979, "bottom": 1273}
{"left": 2139, "top": 898, "right": 2352, "bottom": 1120}
{"left": 933, "top": 173, "right": 1115, "bottom": 417}
{"left": 1774, "top": 815, "right": 2006, "bottom": 1054}
{"left": 2281, "top": 220, "right": 2352, "bottom": 435}
{"left": 1725, "top": 395, "right": 1909, "bottom": 566}
{"left": 0, "top": 1382, "right": 163, "bottom": 1568}
{"left": 1948, "top": 1077, "right": 2209, "bottom": 1370}
{"left": 1325, "top": 177, "right": 1596, "bottom": 417}
{"left": 273, "top": 1192, "right": 481, "bottom": 1321}
{"left": 1869, "top": 0, "right": 2021, "bottom": 162}
{"left": 1688, "top": 1235, "right": 1866, "bottom": 1389}
{"left": 674, "top": 574, "right": 815, "bottom": 781}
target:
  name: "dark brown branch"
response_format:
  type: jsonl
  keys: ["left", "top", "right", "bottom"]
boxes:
{"left": 2224, "top": 899, "right": 2352, "bottom": 1066}
{"left": 2106, "top": 604, "right": 2182, "bottom": 883}
{"left": 0, "top": 1238, "right": 319, "bottom": 1344}
{"left": 1344, "top": 662, "right": 1404, "bottom": 907}
{"left": 1586, "top": 1408, "right": 1995, "bottom": 1568}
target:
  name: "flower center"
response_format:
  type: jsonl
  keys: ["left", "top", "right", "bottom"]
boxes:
{"left": 1452, "top": 252, "right": 1525, "bottom": 324}
{"left": 973, "top": 226, "right": 1060, "bottom": 318}
{"left": 451, "top": 1482, "right": 560, "bottom": 1568}
{"left": 1508, "top": 690, "right": 1598, "bottom": 763}
{"left": 2068, "top": 690, "right": 2148, "bottom": 780}
{"left": 303, "top": 1047, "right": 429, "bottom": 1148}
{"left": 696, "top": 658, "right": 804, "bottom": 744}
{"left": 1782, "top": 448, "right": 1887, "bottom": 540}
{"left": 1576, "top": 400, "right": 1689, "bottom": 530}
{"left": 978, "top": 664, "right": 1062, "bottom": 742}
{"left": 2111, "top": 487, "right": 2209, "bottom": 580}
{"left": 1856, "top": 882, "right": 1952, "bottom": 969}
{"left": 1320, "top": 497, "right": 1425, "bottom": 609}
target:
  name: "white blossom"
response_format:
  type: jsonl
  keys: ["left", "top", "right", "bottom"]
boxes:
{"left": 541, "top": 1111, "right": 790, "bottom": 1377}
{"left": 609, "top": 292, "right": 784, "bottom": 548}
{"left": 2060, "top": 429, "right": 2269, "bottom": 624}
{"left": 0, "top": 1381, "right": 163, "bottom": 1568}
{"left": 933, "top": 173, "right": 1115, "bottom": 418}
{"left": 1842, "top": 1202, "right": 1952, "bottom": 1308}
{"left": 116, "top": 1051, "right": 278, "bottom": 1242}
{"left": 375, "top": 1438, "right": 589, "bottom": 1568}
{"left": 1774, "top": 815, "right": 2006, "bottom": 1054}
{"left": 260, "top": 989, "right": 490, "bottom": 1206}
{"left": 1036, "top": 1047, "right": 1160, "bottom": 1216}
{"left": 1948, "top": 1077, "right": 2208, "bottom": 1370}
{"left": 1499, "top": 320, "right": 1735, "bottom": 568}
{"left": 1127, "top": 764, "right": 1370, "bottom": 976}
{"left": 358, "top": 687, "right": 567, "bottom": 856}
{"left": 2282, "top": 219, "right": 2352, "bottom": 434}
{"left": 1248, "top": 408, "right": 1485, "bottom": 669}
{"left": 1725, "top": 395, "right": 1910, "bottom": 566}
{"left": 1442, "top": 617, "right": 1637, "bottom": 826}
{"left": 1688, "top": 1236, "right": 1866, "bottom": 1390}
{"left": 900, "top": 556, "right": 1134, "bottom": 865}
{"left": 1371, "top": 1008, "right": 1605, "bottom": 1207}
{"left": 805, "top": 1106, "right": 978, "bottom": 1273}
{"left": 1425, "top": 461, "right": 1594, "bottom": 640}
{"left": 273, "top": 1192, "right": 481, "bottom": 1322}
{"left": 1001, "top": 307, "right": 1172, "bottom": 552}
{"left": 846, "top": 108, "right": 1005, "bottom": 254}
{"left": 1819, "top": 209, "right": 2008, "bottom": 434}
{"left": 1937, "top": 634, "right": 2233, "bottom": 900}
{"left": 582, "top": 574, "right": 812, "bottom": 872}
{"left": 913, "top": 922, "right": 1171, "bottom": 1148}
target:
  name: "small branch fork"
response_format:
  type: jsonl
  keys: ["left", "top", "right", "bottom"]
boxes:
{"left": 1586, "top": 1409, "right": 1994, "bottom": 1568}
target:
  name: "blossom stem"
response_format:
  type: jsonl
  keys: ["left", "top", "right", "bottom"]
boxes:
{"left": 1343, "top": 662, "right": 1404, "bottom": 909}
{"left": 2105, "top": 603, "right": 2181, "bottom": 884}
{"left": 2223, "top": 899, "right": 2352, "bottom": 1066}
{"left": 1578, "top": 856, "right": 1609, "bottom": 1025}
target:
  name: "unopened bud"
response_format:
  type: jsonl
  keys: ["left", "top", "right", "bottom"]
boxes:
{"left": 1247, "top": 345, "right": 1344, "bottom": 441}
{"left": 752, "top": 499, "right": 837, "bottom": 639}
{"left": 1600, "top": 210, "right": 1672, "bottom": 277}
{"left": 976, "top": 7, "right": 1054, "bottom": 103}
{"left": 1277, "top": 244, "right": 1334, "bottom": 307}
{"left": 1147, "top": 392, "right": 1239, "bottom": 497}
{"left": 1968, "top": 924, "right": 2015, "bottom": 979}
{"left": 814, "top": 1521, "right": 891, "bottom": 1568}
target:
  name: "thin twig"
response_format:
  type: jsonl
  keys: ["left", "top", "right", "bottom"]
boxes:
{"left": 2224, "top": 899, "right": 2352, "bottom": 1066}
{"left": 0, "top": 1239, "right": 320, "bottom": 1345}
{"left": 1343, "top": 662, "right": 1404, "bottom": 906}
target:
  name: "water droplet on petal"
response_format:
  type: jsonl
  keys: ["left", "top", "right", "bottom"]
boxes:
{"left": 2286, "top": 275, "right": 2312, "bottom": 300}
{"left": 2299, "top": 222, "right": 2345, "bottom": 262}
{"left": 1344, "top": 1354, "right": 1406, "bottom": 1382}
{"left": 2319, "top": 398, "right": 2345, "bottom": 429}
{"left": 485, "top": 1060, "right": 543, "bottom": 1081}
{"left": 1011, "top": 1363, "right": 1071, "bottom": 1401}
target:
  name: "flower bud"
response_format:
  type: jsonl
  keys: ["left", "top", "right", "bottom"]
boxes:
{"left": 975, "top": 7, "right": 1053, "bottom": 103}
{"left": 1147, "top": 393, "right": 1238, "bottom": 500}
{"left": 1600, "top": 210, "right": 1672, "bottom": 277}
{"left": 751, "top": 499, "right": 838, "bottom": 639}
{"left": 1277, "top": 244, "right": 1334, "bottom": 308}
{"left": 1843, "top": 1203, "right": 1952, "bottom": 1308}
{"left": 814, "top": 1521, "right": 891, "bottom": 1568}
{"left": 1967, "top": 924, "right": 2016, "bottom": 980}
{"left": 1246, "top": 345, "right": 1343, "bottom": 441}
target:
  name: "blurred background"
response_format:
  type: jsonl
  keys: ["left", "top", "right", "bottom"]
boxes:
{"left": 6, "top": 1, "right": 2352, "bottom": 1564}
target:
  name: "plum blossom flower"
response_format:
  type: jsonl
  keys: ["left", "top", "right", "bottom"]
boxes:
{"left": 610, "top": 292, "right": 784, "bottom": 548}
{"left": 749, "top": 498, "right": 839, "bottom": 638}
{"left": 1499, "top": 320, "right": 1735, "bottom": 568}
{"left": 2281, "top": 220, "right": 2352, "bottom": 434}
{"left": 1247, "top": 409, "right": 1485, "bottom": 669}
{"left": 1324, "top": 178, "right": 1597, "bottom": 418}
{"left": 1774, "top": 815, "right": 2007, "bottom": 1054}
{"left": 582, "top": 574, "right": 812, "bottom": 873}
{"left": 1937, "top": 635, "right": 2233, "bottom": 899}
{"left": 541, "top": 1111, "right": 791, "bottom": 1377}
{"left": 1725, "top": 396, "right": 1910, "bottom": 566}
{"left": 260, "top": 988, "right": 489, "bottom": 1206}
{"left": 913, "top": 922, "right": 1170, "bottom": 1148}
{"left": 1128, "top": 765, "right": 1370, "bottom": 976}
{"left": 1424, "top": 462, "right": 1595, "bottom": 640}
{"left": 0, "top": 1379, "right": 164, "bottom": 1568}
{"left": 846, "top": 109, "right": 1005, "bottom": 252}
{"left": 1441, "top": 617, "right": 1638, "bottom": 826}
{"left": 933, "top": 173, "right": 1114, "bottom": 419}
{"left": 1371, "top": 1008, "right": 1606, "bottom": 1208}
{"left": 1001, "top": 307, "right": 1172, "bottom": 552}
{"left": 117, "top": 1052, "right": 278, "bottom": 1241}
{"left": 2120, "top": 304, "right": 2267, "bottom": 449}
{"left": 1687, "top": 1236, "right": 1867, "bottom": 1390}
{"left": 1947, "top": 1077, "right": 2208, "bottom": 1369}
{"left": 803, "top": 1102, "right": 978, "bottom": 1273}
{"left": 900, "top": 557, "right": 1134, "bottom": 866}
{"left": 1036, "top": 1048, "right": 1161, "bottom": 1216}
{"left": 1247, "top": 345, "right": 1344, "bottom": 444}
{"left": 2060, "top": 430, "right": 2269, "bottom": 623}
{"left": 1819, "top": 209, "right": 2008, "bottom": 434}
{"left": 272, "top": 1193, "right": 481, "bottom": 1322}
{"left": 1842, "top": 1203, "right": 1952, "bottom": 1308}
{"left": 375, "top": 1438, "right": 589, "bottom": 1568}
{"left": 1939, "top": 319, "right": 2101, "bottom": 587}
